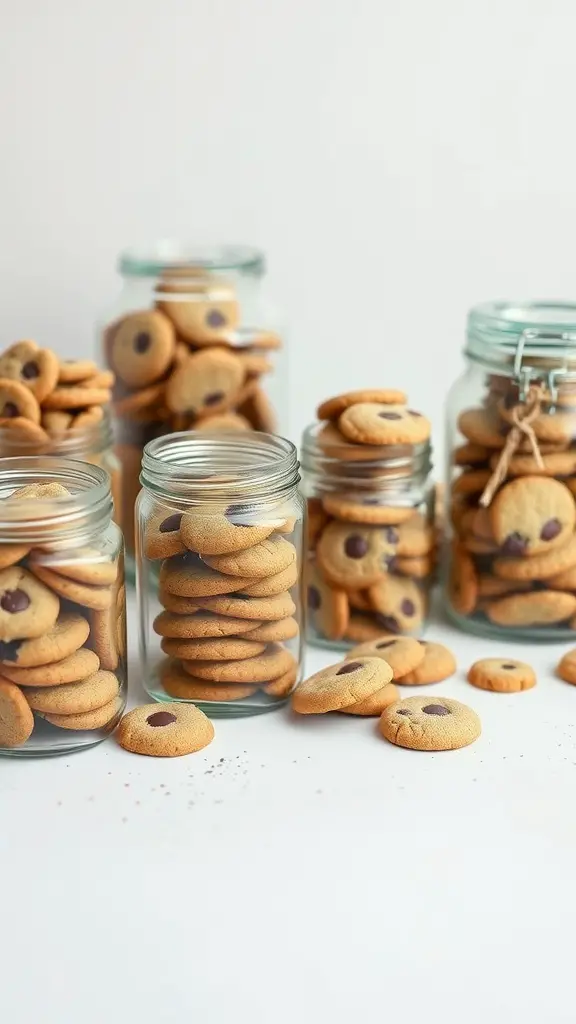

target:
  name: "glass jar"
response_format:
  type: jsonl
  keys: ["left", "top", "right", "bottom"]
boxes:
{"left": 0, "top": 458, "right": 127, "bottom": 757}
{"left": 99, "top": 243, "right": 287, "bottom": 573}
{"left": 301, "top": 423, "right": 436, "bottom": 648}
{"left": 136, "top": 431, "right": 304, "bottom": 717}
{"left": 445, "top": 300, "right": 576, "bottom": 640}
{"left": 0, "top": 408, "right": 122, "bottom": 527}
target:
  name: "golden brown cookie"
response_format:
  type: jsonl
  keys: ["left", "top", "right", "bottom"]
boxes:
{"left": 184, "top": 643, "right": 296, "bottom": 684}
{"left": 339, "top": 404, "right": 431, "bottom": 446}
{"left": 157, "top": 279, "right": 240, "bottom": 344}
{"left": 153, "top": 609, "right": 253, "bottom": 638}
{"left": 27, "top": 563, "right": 113, "bottom": 611}
{"left": 457, "top": 407, "right": 506, "bottom": 448}
{"left": 0, "top": 676, "right": 34, "bottom": 747}
{"left": 240, "top": 561, "right": 299, "bottom": 597}
{"left": 493, "top": 534, "right": 576, "bottom": 581}
{"left": 261, "top": 664, "right": 298, "bottom": 696}
{"left": 453, "top": 442, "right": 491, "bottom": 466}
{"left": 166, "top": 348, "right": 244, "bottom": 417}
{"left": 58, "top": 358, "right": 99, "bottom": 383}
{"left": 0, "top": 543, "right": 30, "bottom": 571}
{"left": 306, "top": 560, "right": 349, "bottom": 641}
{"left": 0, "top": 611, "right": 89, "bottom": 667}
{"left": 0, "top": 341, "right": 59, "bottom": 402}
{"left": 344, "top": 613, "right": 384, "bottom": 642}
{"left": 41, "top": 695, "right": 123, "bottom": 731}
{"left": 486, "top": 590, "right": 576, "bottom": 627}
{"left": 236, "top": 385, "right": 277, "bottom": 432}
{"left": 368, "top": 577, "right": 425, "bottom": 634}
{"left": 395, "top": 514, "right": 436, "bottom": 556}
{"left": 0, "top": 566, "right": 60, "bottom": 641}
{"left": 292, "top": 656, "right": 393, "bottom": 714}
{"left": 317, "top": 520, "right": 397, "bottom": 589}
{"left": 193, "top": 590, "right": 296, "bottom": 621}
{"left": 159, "top": 552, "right": 252, "bottom": 597}
{"left": 398, "top": 642, "right": 457, "bottom": 684}
{"left": 143, "top": 509, "right": 186, "bottom": 560}
{"left": 42, "top": 385, "right": 111, "bottom": 410}
{"left": 379, "top": 696, "right": 481, "bottom": 751}
{"left": 317, "top": 389, "right": 407, "bottom": 421}
{"left": 339, "top": 682, "right": 400, "bottom": 716}
{"left": 489, "top": 477, "right": 576, "bottom": 557}
{"left": 448, "top": 543, "right": 478, "bottom": 615}
{"left": 180, "top": 507, "right": 279, "bottom": 556}
{"left": 240, "top": 617, "right": 299, "bottom": 642}
{"left": 193, "top": 412, "right": 252, "bottom": 432}
{"left": 321, "top": 493, "right": 416, "bottom": 527}
{"left": 202, "top": 535, "right": 296, "bottom": 578}
{"left": 556, "top": 648, "right": 576, "bottom": 685}
{"left": 161, "top": 660, "right": 257, "bottom": 702}
{"left": 467, "top": 658, "right": 536, "bottom": 693}
{"left": 116, "top": 702, "right": 215, "bottom": 756}
{"left": 0, "top": 379, "right": 41, "bottom": 423}
{"left": 23, "top": 669, "right": 119, "bottom": 713}
{"left": 1, "top": 647, "right": 100, "bottom": 687}
{"left": 161, "top": 635, "right": 265, "bottom": 660}
{"left": 346, "top": 636, "right": 425, "bottom": 679}
{"left": 108, "top": 309, "right": 176, "bottom": 388}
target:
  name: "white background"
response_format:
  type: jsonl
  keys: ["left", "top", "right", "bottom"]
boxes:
{"left": 3, "top": 3, "right": 576, "bottom": 1022}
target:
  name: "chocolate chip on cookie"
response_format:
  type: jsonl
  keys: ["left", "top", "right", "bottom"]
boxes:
{"left": 0, "top": 566, "right": 60, "bottom": 641}
{"left": 368, "top": 576, "right": 425, "bottom": 635}
{"left": 317, "top": 389, "right": 408, "bottom": 421}
{"left": 0, "top": 341, "right": 59, "bottom": 402}
{"left": 339, "top": 403, "right": 431, "bottom": 446}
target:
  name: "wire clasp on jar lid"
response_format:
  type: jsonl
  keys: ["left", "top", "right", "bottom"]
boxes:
{"left": 513, "top": 327, "right": 576, "bottom": 403}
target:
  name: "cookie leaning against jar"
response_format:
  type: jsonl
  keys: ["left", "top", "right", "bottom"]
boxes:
{"left": 445, "top": 299, "right": 576, "bottom": 639}
{"left": 301, "top": 389, "right": 437, "bottom": 648}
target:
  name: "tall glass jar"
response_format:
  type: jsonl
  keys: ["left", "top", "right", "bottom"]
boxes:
{"left": 99, "top": 243, "right": 287, "bottom": 575}
{"left": 136, "top": 431, "right": 304, "bottom": 717}
{"left": 0, "top": 458, "right": 127, "bottom": 757}
{"left": 301, "top": 423, "right": 436, "bottom": 648}
{"left": 445, "top": 300, "right": 576, "bottom": 640}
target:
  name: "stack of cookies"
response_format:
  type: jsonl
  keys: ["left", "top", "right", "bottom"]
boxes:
{"left": 304, "top": 389, "right": 436, "bottom": 645}
{"left": 449, "top": 377, "right": 576, "bottom": 632}
{"left": 0, "top": 483, "right": 126, "bottom": 751}
{"left": 144, "top": 502, "right": 301, "bottom": 707}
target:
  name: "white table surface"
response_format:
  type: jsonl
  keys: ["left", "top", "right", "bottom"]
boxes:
{"left": 3, "top": 596, "right": 576, "bottom": 1024}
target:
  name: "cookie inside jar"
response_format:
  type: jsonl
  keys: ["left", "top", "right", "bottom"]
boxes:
{"left": 445, "top": 299, "right": 576, "bottom": 640}
{"left": 301, "top": 391, "right": 437, "bottom": 650}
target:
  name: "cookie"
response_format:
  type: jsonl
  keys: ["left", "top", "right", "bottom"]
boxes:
{"left": 0, "top": 341, "right": 59, "bottom": 402}
{"left": 240, "top": 561, "right": 299, "bottom": 597}
{"left": 348, "top": 590, "right": 372, "bottom": 612}
{"left": 394, "top": 555, "right": 435, "bottom": 579}
{"left": 159, "top": 552, "right": 252, "bottom": 597}
{"left": 457, "top": 408, "right": 506, "bottom": 448}
{"left": 306, "top": 560, "right": 349, "bottom": 641}
{"left": 0, "top": 677, "right": 34, "bottom": 747}
{"left": 116, "top": 702, "right": 215, "bottom": 757}
{"left": 476, "top": 576, "right": 532, "bottom": 598}
{"left": 292, "top": 656, "right": 393, "bottom": 714}
{"left": 234, "top": 349, "right": 273, "bottom": 377}
{"left": 28, "top": 564, "right": 112, "bottom": 611}
{"left": 161, "top": 635, "right": 265, "bottom": 660}
{"left": 398, "top": 641, "right": 457, "bottom": 685}
{"left": 0, "top": 611, "right": 89, "bottom": 667}
{"left": 448, "top": 543, "right": 478, "bottom": 615}
{"left": 379, "top": 696, "right": 481, "bottom": 751}
{"left": 184, "top": 643, "right": 296, "bottom": 684}
{"left": 236, "top": 385, "right": 277, "bottom": 433}
{"left": 395, "top": 514, "right": 435, "bottom": 556}
{"left": 0, "top": 416, "right": 49, "bottom": 446}
{"left": 193, "top": 591, "right": 296, "bottom": 621}
{"left": 157, "top": 591, "right": 199, "bottom": 615}
{"left": 451, "top": 470, "right": 492, "bottom": 497}
{"left": 453, "top": 442, "right": 491, "bottom": 467}
{"left": 108, "top": 310, "right": 176, "bottom": 388}
{"left": 339, "top": 682, "right": 400, "bottom": 716}
{"left": 467, "top": 658, "right": 536, "bottom": 693}
{"left": 544, "top": 564, "right": 576, "bottom": 590}
{"left": 0, "top": 379, "right": 41, "bottom": 423}
{"left": 202, "top": 535, "right": 296, "bottom": 578}
{"left": 368, "top": 577, "right": 425, "bottom": 634}
{"left": 180, "top": 507, "right": 279, "bottom": 556}
{"left": 489, "top": 477, "right": 576, "bottom": 556}
{"left": 317, "top": 389, "right": 407, "bottom": 421}
{"left": 42, "top": 384, "right": 111, "bottom": 410}
{"left": 58, "top": 358, "right": 98, "bottom": 383}
{"left": 0, "top": 566, "right": 60, "bottom": 641}
{"left": 23, "top": 668, "right": 119, "bottom": 713}
{"left": 499, "top": 399, "right": 576, "bottom": 444}
{"left": 79, "top": 370, "right": 115, "bottom": 390}
{"left": 344, "top": 613, "right": 384, "bottom": 642}
{"left": 161, "top": 660, "right": 257, "bottom": 701}
{"left": 261, "top": 665, "right": 298, "bottom": 696}
{"left": 0, "top": 543, "right": 30, "bottom": 570}
{"left": 321, "top": 493, "right": 415, "bottom": 527}
{"left": 485, "top": 590, "right": 576, "bottom": 627}
{"left": 316, "top": 520, "right": 397, "bottom": 589}
{"left": 307, "top": 498, "right": 328, "bottom": 550}
{"left": 44, "top": 552, "right": 118, "bottom": 587}
{"left": 10, "top": 482, "right": 70, "bottom": 500}
{"left": 315, "top": 421, "right": 380, "bottom": 462}
{"left": 193, "top": 412, "right": 252, "bottom": 432}
{"left": 41, "top": 410, "right": 73, "bottom": 434}
{"left": 242, "top": 617, "right": 299, "bottom": 642}
{"left": 556, "top": 648, "right": 576, "bottom": 685}
{"left": 153, "top": 609, "right": 254, "bottom": 638}
{"left": 70, "top": 406, "right": 106, "bottom": 431}
{"left": 490, "top": 450, "right": 576, "bottom": 478}
{"left": 157, "top": 280, "right": 240, "bottom": 344}
{"left": 88, "top": 581, "right": 126, "bottom": 671}
{"left": 143, "top": 509, "right": 186, "bottom": 560}
{"left": 166, "top": 348, "right": 244, "bottom": 418}
{"left": 493, "top": 533, "right": 576, "bottom": 581}
{"left": 346, "top": 636, "right": 425, "bottom": 679}
{"left": 113, "top": 381, "right": 166, "bottom": 418}
{"left": 1, "top": 647, "right": 100, "bottom": 687}
{"left": 339, "top": 404, "right": 431, "bottom": 446}
{"left": 40, "top": 695, "right": 123, "bottom": 731}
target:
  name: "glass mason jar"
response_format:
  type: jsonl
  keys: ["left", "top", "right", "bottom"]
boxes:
{"left": 445, "top": 300, "right": 576, "bottom": 641}
{"left": 301, "top": 422, "right": 436, "bottom": 648}
{"left": 136, "top": 431, "right": 304, "bottom": 717}
{"left": 99, "top": 243, "right": 287, "bottom": 574}
{"left": 0, "top": 408, "right": 122, "bottom": 527}
{"left": 0, "top": 458, "right": 127, "bottom": 757}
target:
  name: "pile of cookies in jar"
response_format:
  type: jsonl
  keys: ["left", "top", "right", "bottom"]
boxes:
{"left": 301, "top": 389, "right": 437, "bottom": 647}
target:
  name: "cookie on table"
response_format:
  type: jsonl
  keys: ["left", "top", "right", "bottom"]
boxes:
{"left": 493, "top": 534, "right": 576, "bottom": 581}
{"left": 0, "top": 379, "right": 41, "bottom": 423}
{"left": 339, "top": 682, "right": 400, "bottom": 716}
{"left": 485, "top": 590, "right": 576, "bottom": 627}
{"left": 161, "top": 635, "right": 265, "bottom": 660}
{"left": 317, "top": 389, "right": 407, "bottom": 421}
{"left": 316, "top": 520, "right": 397, "bottom": 589}
{"left": 0, "top": 340, "right": 59, "bottom": 402}
{"left": 339, "top": 404, "right": 431, "bottom": 446}
{"left": 107, "top": 309, "right": 176, "bottom": 388}
{"left": 321, "top": 493, "right": 416, "bottom": 527}
{"left": 0, "top": 677, "right": 34, "bottom": 747}
{"left": 193, "top": 590, "right": 296, "bottom": 621}
{"left": 202, "top": 535, "right": 296, "bottom": 579}
{"left": 159, "top": 552, "right": 252, "bottom": 597}
{"left": 346, "top": 636, "right": 425, "bottom": 679}
{"left": 180, "top": 506, "right": 280, "bottom": 556}
{"left": 467, "top": 658, "right": 536, "bottom": 693}
{"left": 399, "top": 642, "right": 457, "bottom": 685}
{"left": 0, "top": 566, "right": 60, "bottom": 641}
{"left": 153, "top": 608, "right": 254, "bottom": 638}
{"left": 184, "top": 643, "right": 296, "bottom": 684}
{"left": 368, "top": 576, "right": 425, "bottom": 634}
{"left": 40, "top": 695, "right": 123, "bottom": 731}
{"left": 292, "top": 656, "right": 393, "bottom": 714}
{"left": 306, "top": 560, "right": 349, "bottom": 641}
{"left": 1, "top": 647, "right": 100, "bottom": 687}
{"left": 116, "top": 702, "right": 215, "bottom": 757}
{"left": 166, "top": 348, "right": 244, "bottom": 418}
{"left": 23, "top": 669, "right": 119, "bottom": 714}
{"left": 240, "top": 561, "right": 299, "bottom": 597}
{"left": 0, "top": 611, "right": 89, "bottom": 667}
{"left": 379, "top": 696, "right": 481, "bottom": 751}
{"left": 489, "top": 476, "right": 576, "bottom": 557}
{"left": 556, "top": 649, "right": 576, "bottom": 685}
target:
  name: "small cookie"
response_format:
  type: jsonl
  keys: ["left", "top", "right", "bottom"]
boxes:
{"left": 306, "top": 560, "right": 349, "bottom": 641}
{"left": 368, "top": 577, "right": 425, "bottom": 634}
{"left": 0, "top": 611, "right": 89, "bottom": 667}
{"left": 339, "top": 682, "right": 400, "bottom": 716}
{"left": 43, "top": 552, "right": 118, "bottom": 587}
{"left": 490, "top": 450, "right": 576, "bottom": 478}
{"left": 70, "top": 407, "right": 105, "bottom": 431}
{"left": 321, "top": 493, "right": 415, "bottom": 526}
{"left": 23, "top": 669, "right": 119, "bottom": 714}
{"left": 316, "top": 520, "right": 397, "bottom": 589}
{"left": 292, "top": 656, "right": 393, "bottom": 714}
{"left": 143, "top": 510, "right": 186, "bottom": 560}
{"left": 41, "top": 695, "right": 123, "bottom": 731}
{"left": 193, "top": 591, "right": 296, "bottom": 621}
{"left": 307, "top": 498, "right": 328, "bottom": 550}
{"left": 160, "top": 658, "right": 257, "bottom": 701}
{"left": 116, "top": 702, "right": 215, "bottom": 757}
{"left": 166, "top": 348, "right": 244, "bottom": 417}
{"left": 261, "top": 665, "right": 298, "bottom": 696}
{"left": 88, "top": 580, "right": 126, "bottom": 671}
{"left": 240, "top": 561, "right": 299, "bottom": 597}
{"left": 448, "top": 543, "right": 478, "bottom": 616}
{"left": 42, "top": 384, "right": 111, "bottom": 410}
{"left": 344, "top": 613, "right": 384, "bottom": 642}
{"left": 395, "top": 514, "right": 435, "bottom": 556}
{"left": 451, "top": 470, "right": 492, "bottom": 497}
{"left": 236, "top": 385, "right": 277, "bottom": 433}
{"left": 0, "top": 416, "right": 49, "bottom": 446}
{"left": 346, "top": 636, "right": 425, "bottom": 679}
{"left": 78, "top": 370, "right": 115, "bottom": 390}
{"left": 493, "top": 533, "right": 576, "bottom": 581}
{"left": 398, "top": 642, "right": 457, "bottom": 685}
{"left": 0, "top": 543, "right": 31, "bottom": 570}
{"left": 42, "top": 410, "right": 73, "bottom": 434}
{"left": 0, "top": 341, "right": 59, "bottom": 402}
{"left": 453, "top": 443, "right": 491, "bottom": 467}
{"left": 499, "top": 399, "right": 576, "bottom": 444}
{"left": 159, "top": 552, "right": 252, "bottom": 597}
{"left": 0, "top": 566, "right": 60, "bottom": 641}
{"left": 556, "top": 648, "right": 576, "bottom": 685}
{"left": 202, "top": 535, "right": 296, "bottom": 578}
{"left": 0, "top": 677, "right": 34, "bottom": 747}
{"left": 544, "top": 564, "right": 576, "bottom": 590}
{"left": 317, "top": 389, "right": 407, "bottom": 421}
{"left": 241, "top": 617, "right": 299, "bottom": 642}
{"left": 153, "top": 609, "right": 254, "bottom": 638}
{"left": 1, "top": 647, "right": 100, "bottom": 687}
{"left": 108, "top": 310, "right": 176, "bottom": 388}
{"left": 180, "top": 506, "right": 279, "bottom": 556}
{"left": 476, "top": 576, "right": 532, "bottom": 598}
{"left": 0, "top": 379, "right": 41, "bottom": 423}
{"left": 184, "top": 643, "right": 296, "bottom": 684}
{"left": 467, "top": 658, "right": 536, "bottom": 693}
{"left": 339, "top": 404, "right": 431, "bottom": 446}
{"left": 489, "top": 477, "right": 576, "bottom": 556}
{"left": 28, "top": 564, "right": 112, "bottom": 611}
{"left": 193, "top": 412, "right": 252, "bottom": 432}
{"left": 485, "top": 590, "right": 576, "bottom": 627}
{"left": 379, "top": 696, "right": 481, "bottom": 751}
{"left": 58, "top": 358, "right": 98, "bottom": 383}
{"left": 161, "top": 635, "right": 265, "bottom": 660}
{"left": 457, "top": 408, "right": 506, "bottom": 448}
{"left": 157, "top": 280, "right": 240, "bottom": 344}
{"left": 394, "top": 555, "right": 435, "bottom": 579}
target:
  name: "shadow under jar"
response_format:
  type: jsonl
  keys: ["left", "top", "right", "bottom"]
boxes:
{"left": 136, "top": 431, "right": 304, "bottom": 717}
{"left": 445, "top": 300, "right": 576, "bottom": 641}
{"left": 0, "top": 458, "right": 127, "bottom": 757}
{"left": 301, "top": 423, "right": 436, "bottom": 649}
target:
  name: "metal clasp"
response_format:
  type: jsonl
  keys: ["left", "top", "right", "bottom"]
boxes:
{"left": 513, "top": 328, "right": 576, "bottom": 403}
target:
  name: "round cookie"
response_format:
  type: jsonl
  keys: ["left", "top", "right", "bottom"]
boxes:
{"left": 448, "top": 543, "right": 478, "bottom": 616}
{"left": 0, "top": 341, "right": 59, "bottom": 402}
{"left": 457, "top": 407, "right": 507, "bottom": 448}
{"left": 241, "top": 616, "right": 299, "bottom": 642}
{"left": 261, "top": 664, "right": 298, "bottom": 697}
{"left": 157, "top": 280, "right": 240, "bottom": 344}
{"left": 42, "top": 385, "right": 111, "bottom": 410}
{"left": 557, "top": 648, "right": 576, "bottom": 685}
{"left": 292, "top": 656, "right": 393, "bottom": 714}
{"left": 489, "top": 476, "right": 576, "bottom": 557}
{"left": 157, "top": 591, "right": 198, "bottom": 615}
{"left": 499, "top": 399, "right": 576, "bottom": 445}
{"left": 321, "top": 493, "right": 416, "bottom": 527}
{"left": 344, "top": 613, "right": 384, "bottom": 642}
{"left": 0, "top": 379, "right": 41, "bottom": 423}
{"left": 161, "top": 661, "right": 257, "bottom": 702}
{"left": 23, "top": 669, "right": 119, "bottom": 714}
{"left": 339, "top": 404, "right": 431, "bottom": 446}
{"left": 379, "top": 696, "right": 481, "bottom": 751}
{"left": 398, "top": 642, "right": 457, "bottom": 685}
{"left": 316, "top": 520, "right": 398, "bottom": 589}
{"left": 467, "top": 658, "right": 536, "bottom": 693}
{"left": 453, "top": 442, "right": 491, "bottom": 467}
{"left": 451, "top": 470, "right": 492, "bottom": 497}
{"left": 88, "top": 580, "right": 126, "bottom": 671}
{"left": 108, "top": 309, "right": 176, "bottom": 388}
{"left": 166, "top": 348, "right": 244, "bottom": 417}
{"left": 395, "top": 514, "right": 436, "bottom": 556}
{"left": 339, "top": 682, "right": 400, "bottom": 716}
{"left": 486, "top": 590, "right": 576, "bottom": 627}
{"left": 45, "top": 552, "right": 118, "bottom": 587}
{"left": 490, "top": 450, "right": 576, "bottom": 478}
{"left": 0, "top": 566, "right": 60, "bottom": 641}
{"left": 493, "top": 533, "right": 576, "bottom": 581}
{"left": 240, "top": 561, "right": 299, "bottom": 597}
{"left": 159, "top": 552, "right": 252, "bottom": 597}
{"left": 58, "top": 358, "right": 98, "bottom": 383}
{"left": 0, "top": 543, "right": 30, "bottom": 570}
{"left": 193, "top": 591, "right": 296, "bottom": 621}
{"left": 0, "top": 677, "right": 34, "bottom": 747}
{"left": 1, "top": 647, "right": 100, "bottom": 687}
{"left": 368, "top": 577, "right": 425, "bottom": 634}
{"left": 202, "top": 535, "right": 296, "bottom": 579}
{"left": 306, "top": 560, "right": 349, "bottom": 641}
{"left": 0, "top": 611, "right": 89, "bottom": 667}
{"left": 0, "top": 416, "right": 49, "bottom": 446}
{"left": 143, "top": 509, "right": 187, "bottom": 560}
{"left": 28, "top": 564, "right": 112, "bottom": 611}
{"left": 194, "top": 412, "right": 252, "bottom": 432}
{"left": 317, "top": 389, "right": 407, "bottom": 421}
{"left": 346, "top": 636, "right": 425, "bottom": 679}
{"left": 180, "top": 507, "right": 279, "bottom": 556}
{"left": 41, "top": 695, "right": 123, "bottom": 731}
{"left": 153, "top": 609, "right": 254, "bottom": 638}
{"left": 71, "top": 406, "right": 106, "bottom": 431}
{"left": 161, "top": 635, "right": 265, "bottom": 660}
{"left": 116, "top": 702, "right": 215, "bottom": 757}
{"left": 184, "top": 643, "right": 296, "bottom": 684}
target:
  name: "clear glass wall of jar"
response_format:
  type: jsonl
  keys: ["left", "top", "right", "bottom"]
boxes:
{"left": 136, "top": 431, "right": 304, "bottom": 717}
{"left": 0, "top": 458, "right": 127, "bottom": 757}
{"left": 99, "top": 243, "right": 287, "bottom": 576}
{"left": 301, "top": 423, "right": 436, "bottom": 648}
{"left": 445, "top": 300, "right": 576, "bottom": 640}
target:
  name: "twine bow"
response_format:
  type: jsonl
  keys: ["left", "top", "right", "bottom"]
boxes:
{"left": 479, "top": 384, "right": 545, "bottom": 507}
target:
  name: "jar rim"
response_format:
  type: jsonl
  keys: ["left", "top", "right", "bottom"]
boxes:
{"left": 0, "top": 457, "right": 112, "bottom": 537}
{"left": 0, "top": 408, "right": 113, "bottom": 457}
{"left": 300, "top": 422, "right": 432, "bottom": 482}
{"left": 118, "top": 242, "right": 265, "bottom": 278}
{"left": 467, "top": 300, "right": 576, "bottom": 376}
